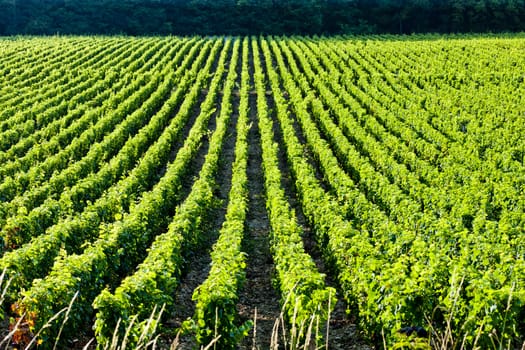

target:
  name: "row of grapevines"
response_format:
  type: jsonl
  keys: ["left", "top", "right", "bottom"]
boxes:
{"left": 314, "top": 39, "right": 504, "bottom": 240}
{"left": 292, "top": 37, "right": 502, "bottom": 268}
{"left": 256, "top": 37, "right": 336, "bottom": 345}
{"left": 273, "top": 38, "right": 426, "bottom": 229}
{"left": 264, "top": 36, "right": 404, "bottom": 342}
{"left": 0, "top": 38, "right": 190, "bottom": 231}
{"left": 269, "top": 36, "right": 449, "bottom": 342}
{"left": 0, "top": 39, "right": 169, "bottom": 166}
{"left": 342, "top": 40, "right": 510, "bottom": 229}
{"left": 0, "top": 37, "right": 107, "bottom": 100}
{"left": 365, "top": 38, "right": 524, "bottom": 197}
{"left": 188, "top": 37, "right": 249, "bottom": 349}
{"left": 0, "top": 37, "right": 112, "bottom": 88}
{"left": 3, "top": 38, "right": 130, "bottom": 92}
{"left": 294, "top": 38, "right": 438, "bottom": 191}
{"left": 345, "top": 37, "right": 522, "bottom": 176}
{"left": 279, "top": 36, "right": 525, "bottom": 347}
{"left": 0, "top": 38, "right": 143, "bottom": 148}
{"left": 348, "top": 38, "right": 525, "bottom": 346}
{"left": 331, "top": 38, "right": 524, "bottom": 240}
{"left": 298, "top": 38, "right": 442, "bottom": 192}
{"left": 6, "top": 87, "right": 127, "bottom": 167}
{"left": 0, "top": 73, "right": 120, "bottom": 165}
{"left": 324, "top": 37, "right": 449, "bottom": 162}
{"left": 276, "top": 36, "right": 425, "bottom": 343}
{"left": 0, "top": 38, "right": 215, "bottom": 295}
{"left": 0, "top": 38, "right": 199, "bottom": 252}
{"left": 10, "top": 38, "right": 229, "bottom": 348}
{"left": 0, "top": 38, "right": 155, "bottom": 149}
{"left": 340, "top": 38, "right": 451, "bottom": 154}
{"left": 268, "top": 39, "right": 401, "bottom": 245}
{"left": 94, "top": 36, "right": 240, "bottom": 348}
{"left": 0, "top": 38, "right": 182, "bottom": 206}
{"left": 0, "top": 38, "right": 127, "bottom": 112}
{"left": 277, "top": 37, "right": 452, "bottom": 246}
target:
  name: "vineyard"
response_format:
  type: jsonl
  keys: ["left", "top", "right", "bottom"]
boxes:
{"left": 0, "top": 35, "right": 524, "bottom": 349}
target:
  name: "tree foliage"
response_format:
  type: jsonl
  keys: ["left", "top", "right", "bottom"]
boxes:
{"left": 1, "top": 0, "right": 525, "bottom": 35}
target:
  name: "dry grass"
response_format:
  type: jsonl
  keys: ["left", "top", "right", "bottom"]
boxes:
{"left": 2, "top": 272, "right": 523, "bottom": 350}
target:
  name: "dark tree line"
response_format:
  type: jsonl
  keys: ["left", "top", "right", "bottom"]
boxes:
{"left": 1, "top": 0, "right": 525, "bottom": 36}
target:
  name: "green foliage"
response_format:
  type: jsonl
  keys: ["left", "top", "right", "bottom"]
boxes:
{"left": 254, "top": 36, "right": 336, "bottom": 346}
{"left": 93, "top": 38, "right": 231, "bottom": 346}
{"left": 260, "top": 35, "right": 525, "bottom": 348}
{"left": 3, "top": 0, "right": 525, "bottom": 35}
{"left": 189, "top": 37, "right": 250, "bottom": 349}
{"left": 1, "top": 35, "right": 525, "bottom": 349}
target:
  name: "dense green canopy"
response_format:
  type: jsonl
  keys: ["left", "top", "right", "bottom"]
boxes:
{"left": 1, "top": 0, "right": 525, "bottom": 36}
